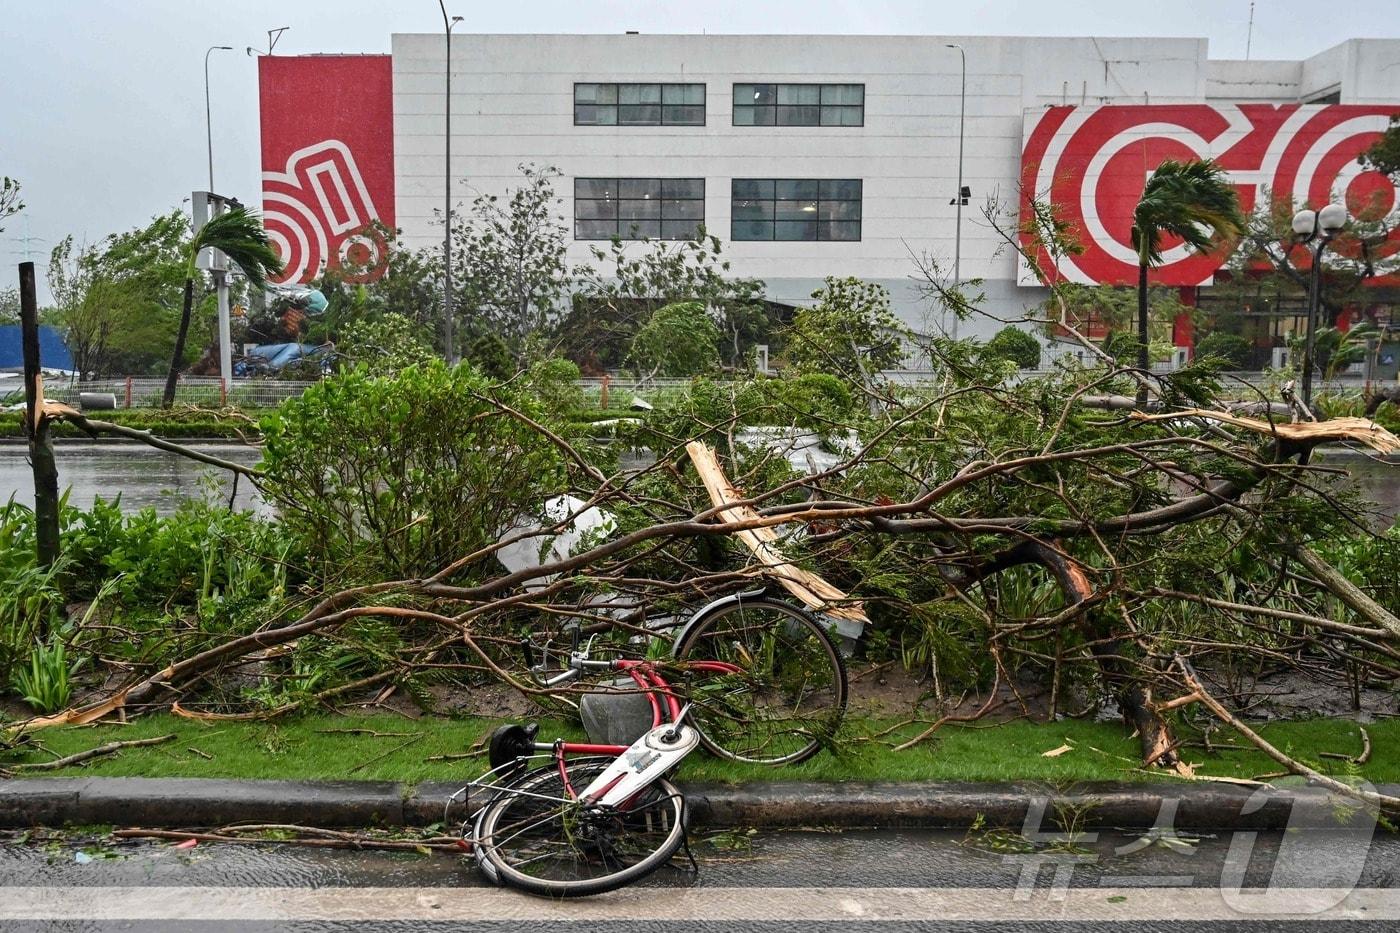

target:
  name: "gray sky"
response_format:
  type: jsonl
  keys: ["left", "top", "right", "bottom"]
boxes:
{"left": 3, "top": 0, "right": 1399, "bottom": 297}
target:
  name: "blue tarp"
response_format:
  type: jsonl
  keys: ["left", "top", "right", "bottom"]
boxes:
{"left": 0, "top": 325, "right": 75, "bottom": 372}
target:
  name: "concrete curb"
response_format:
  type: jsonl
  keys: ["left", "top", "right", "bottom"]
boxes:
{"left": 4, "top": 777, "right": 1392, "bottom": 831}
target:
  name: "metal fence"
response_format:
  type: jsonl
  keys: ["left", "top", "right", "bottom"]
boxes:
{"left": 42, "top": 377, "right": 318, "bottom": 409}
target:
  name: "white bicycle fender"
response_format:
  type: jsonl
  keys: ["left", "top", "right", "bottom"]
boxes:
{"left": 577, "top": 724, "right": 699, "bottom": 807}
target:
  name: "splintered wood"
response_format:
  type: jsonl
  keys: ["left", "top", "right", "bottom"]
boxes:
{"left": 685, "top": 441, "right": 869, "bottom": 628}
{"left": 1130, "top": 410, "right": 1400, "bottom": 454}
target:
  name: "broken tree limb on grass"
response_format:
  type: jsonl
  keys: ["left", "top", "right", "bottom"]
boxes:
{"left": 38, "top": 401, "right": 265, "bottom": 478}
{"left": 686, "top": 440, "right": 869, "bottom": 628}
{"left": 1129, "top": 409, "right": 1400, "bottom": 455}
{"left": 1175, "top": 656, "right": 1400, "bottom": 812}
{"left": 6, "top": 733, "right": 175, "bottom": 772}
{"left": 1290, "top": 544, "right": 1400, "bottom": 640}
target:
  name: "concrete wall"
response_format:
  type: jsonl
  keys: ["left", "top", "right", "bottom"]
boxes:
{"left": 390, "top": 33, "right": 1400, "bottom": 348}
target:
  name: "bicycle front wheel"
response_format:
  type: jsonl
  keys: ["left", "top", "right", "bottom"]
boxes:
{"left": 475, "top": 758, "right": 687, "bottom": 898}
{"left": 674, "top": 596, "right": 847, "bottom": 766}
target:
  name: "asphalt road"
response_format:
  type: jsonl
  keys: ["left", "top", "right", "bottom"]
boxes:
{"left": 3, "top": 826, "right": 1400, "bottom": 930}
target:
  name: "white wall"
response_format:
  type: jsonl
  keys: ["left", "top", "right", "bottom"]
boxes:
{"left": 390, "top": 33, "right": 1398, "bottom": 343}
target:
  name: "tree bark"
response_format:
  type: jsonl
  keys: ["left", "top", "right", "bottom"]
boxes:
{"left": 18, "top": 262, "right": 59, "bottom": 570}
{"left": 1135, "top": 262, "right": 1150, "bottom": 408}
{"left": 161, "top": 278, "right": 195, "bottom": 409}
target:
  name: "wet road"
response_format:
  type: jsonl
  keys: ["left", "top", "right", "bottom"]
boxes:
{"left": 3, "top": 826, "right": 1400, "bottom": 930}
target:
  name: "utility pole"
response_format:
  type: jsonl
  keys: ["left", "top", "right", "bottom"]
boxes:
{"left": 439, "top": 2, "right": 464, "bottom": 364}
{"left": 205, "top": 45, "right": 234, "bottom": 389}
{"left": 946, "top": 43, "right": 967, "bottom": 341}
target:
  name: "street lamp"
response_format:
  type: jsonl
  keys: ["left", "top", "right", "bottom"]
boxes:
{"left": 1291, "top": 202, "right": 1348, "bottom": 410}
{"left": 439, "top": 3, "right": 464, "bottom": 365}
{"left": 946, "top": 43, "right": 967, "bottom": 341}
{"left": 204, "top": 46, "right": 233, "bottom": 191}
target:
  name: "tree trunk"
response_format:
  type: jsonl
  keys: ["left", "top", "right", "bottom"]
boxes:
{"left": 162, "top": 278, "right": 195, "bottom": 409}
{"left": 1135, "top": 262, "right": 1150, "bottom": 408}
{"left": 19, "top": 262, "right": 59, "bottom": 571}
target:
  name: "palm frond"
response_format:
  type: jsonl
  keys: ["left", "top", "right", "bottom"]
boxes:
{"left": 190, "top": 206, "right": 284, "bottom": 289}
{"left": 1131, "top": 158, "right": 1246, "bottom": 268}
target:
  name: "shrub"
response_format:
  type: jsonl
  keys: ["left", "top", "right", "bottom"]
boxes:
{"left": 11, "top": 638, "right": 78, "bottom": 714}
{"left": 629, "top": 301, "right": 720, "bottom": 377}
{"left": 1194, "top": 332, "right": 1251, "bottom": 368}
{"left": 259, "top": 361, "right": 569, "bottom": 582}
{"left": 984, "top": 327, "right": 1041, "bottom": 369}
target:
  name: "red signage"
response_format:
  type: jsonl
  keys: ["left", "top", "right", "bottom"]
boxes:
{"left": 258, "top": 55, "right": 396, "bottom": 284}
{"left": 1019, "top": 104, "right": 1399, "bottom": 287}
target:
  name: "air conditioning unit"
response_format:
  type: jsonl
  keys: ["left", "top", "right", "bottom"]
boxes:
{"left": 1170, "top": 347, "right": 1190, "bottom": 371}
{"left": 754, "top": 344, "right": 770, "bottom": 374}
{"left": 1272, "top": 346, "right": 1291, "bottom": 371}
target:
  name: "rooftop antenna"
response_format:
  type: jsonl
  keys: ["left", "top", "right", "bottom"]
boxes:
{"left": 247, "top": 26, "right": 289, "bottom": 57}
{"left": 1245, "top": 1, "right": 1255, "bottom": 60}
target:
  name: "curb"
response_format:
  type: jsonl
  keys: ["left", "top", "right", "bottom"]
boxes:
{"left": 4, "top": 777, "right": 1390, "bottom": 832}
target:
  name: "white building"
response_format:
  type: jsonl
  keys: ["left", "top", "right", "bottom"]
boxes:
{"left": 260, "top": 34, "right": 1400, "bottom": 355}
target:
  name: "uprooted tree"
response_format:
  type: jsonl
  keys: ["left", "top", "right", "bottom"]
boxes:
{"left": 9, "top": 191, "right": 1400, "bottom": 802}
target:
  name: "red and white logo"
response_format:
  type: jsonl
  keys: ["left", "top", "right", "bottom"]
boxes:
{"left": 1019, "top": 104, "right": 1400, "bottom": 287}
{"left": 258, "top": 55, "right": 396, "bottom": 284}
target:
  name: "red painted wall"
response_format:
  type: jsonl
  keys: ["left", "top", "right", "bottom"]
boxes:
{"left": 258, "top": 55, "right": 396, "bottom": 284}
{"left": 1019, "top": 104, "right": 1400, "bottom": 289}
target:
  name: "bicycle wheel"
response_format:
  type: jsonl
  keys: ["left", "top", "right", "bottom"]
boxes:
{"left": 673, "top": 595, "right": 847, "bottom": 766}
{"left": 475, "top": 757, "right": 687, "bottom": 898}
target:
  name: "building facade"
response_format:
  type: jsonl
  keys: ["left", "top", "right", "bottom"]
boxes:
{"left": 258, "top": 34, "right": 1400, "bottom": 359}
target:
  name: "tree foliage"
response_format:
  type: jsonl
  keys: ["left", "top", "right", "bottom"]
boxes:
{"left": 335, "top": 312, "right": 437, "bottom": 376}
{"left": 0, "top": 177, "right": 21, "bottom": 234}
{"left": 1359, "top": 113, "right": 1400, "bottom": 181}
{"left": 783, "top": 277, "right": 910, "bottom": 382}
{"left": 983, "top": 326, "right": 1041, "bottom": 369}
{"left": 628, "top": 301, "right": 721, "bottom": 378}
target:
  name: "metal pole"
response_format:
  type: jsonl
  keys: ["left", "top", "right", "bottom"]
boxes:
{"left": 946, "top": 43, "right": 966, "bottom": 341}
{"left": 439, "top": 3, "right": 461, "bottom": 365}
{"left": 1301, "top": 239, "right": 1324, "bottom": 411}
{"left": 204, "top": 46, "right": 232, "bottom": 191}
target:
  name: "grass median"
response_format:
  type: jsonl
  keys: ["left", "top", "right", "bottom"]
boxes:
{"left": 6, "top": 713, "right": 1396, "bottom": 787}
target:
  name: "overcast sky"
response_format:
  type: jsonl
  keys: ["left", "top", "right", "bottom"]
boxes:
{"left": 3, "top": 0, "right": 1399, "bottom": 297}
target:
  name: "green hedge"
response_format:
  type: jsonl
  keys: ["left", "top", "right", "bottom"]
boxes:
{"left": 0, "top": 409, "right": 262, "bottom": 439}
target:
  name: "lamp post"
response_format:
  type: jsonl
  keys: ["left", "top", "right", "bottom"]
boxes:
{"left": 946, "top": 43, "right": 966, "bottom": 341}
{"left": 204, "top": 46, "right": 233, "bottom": 191}
{"left": 439, "top": 3, "right": 464, "bottom": 365}
{"left": 1291, "top": 202, "right": 1348, "bottom": 410}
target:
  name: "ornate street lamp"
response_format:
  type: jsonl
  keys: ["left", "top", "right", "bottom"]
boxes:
{"left": 1291, "top": 202, "right": 1348, "bottom": 410}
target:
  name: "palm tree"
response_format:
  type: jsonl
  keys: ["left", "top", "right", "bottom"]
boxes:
{"left": 162, "top": 207, "right": 283, "bottom": 408}
{"left": 1130, "top": 159, "right": 1245, "bottom": 405}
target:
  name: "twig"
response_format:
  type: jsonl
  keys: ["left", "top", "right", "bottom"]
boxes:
{"left": 186, "top": 747, "right": 214, "bottom": 761}
{"left": 1320, "top": 726, "right": 1372, "bottom": 765}
{"left": 8, "top": 734, "right": 176, "bottom": 772}
{"left": 313, "top": 729, "right": 421, "bottom": 738}
{"left": 346, "top": 734, "right": 423, "bottom": 774}
{"left": 113, "top": 827, "right": 461, "bottom": 853}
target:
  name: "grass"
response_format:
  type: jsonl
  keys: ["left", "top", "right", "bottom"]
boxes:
{"left": 6, "top": 712, "right": 1397, "bottom": 787}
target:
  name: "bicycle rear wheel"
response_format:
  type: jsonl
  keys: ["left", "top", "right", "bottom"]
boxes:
{"left": 673, "top": 595, "right": 847, "bottom": 766}
{"left": 475, "top": 757, "right": 687, "bottom": 898}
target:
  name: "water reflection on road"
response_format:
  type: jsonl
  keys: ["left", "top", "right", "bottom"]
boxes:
{"left": 0, "top": 441, "right": 266, "bottom": 514}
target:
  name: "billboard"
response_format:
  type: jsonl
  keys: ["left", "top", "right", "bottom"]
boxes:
{"left": 258, "top": 55, "right": 396, "bottom": 284}
{"left": 1018, "top": 104, "right": 1400, "bottom": 287}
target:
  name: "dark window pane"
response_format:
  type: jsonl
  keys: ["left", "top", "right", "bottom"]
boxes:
{"left": 774, "top": 220, "right": 818, "bottom": 241}
{"left": 663, "top": 84, "right": 704, "bottom": 105}
{"left": 775, "top": 199, "right": 819, "bottom": 221}
{"left": 818, "top": 199, "right": 861, "bottom": 221}
{"left": 732, "top": 179, "right": 774, "bottom": 199}
{"left": 735, "top": 83, "right": 776, "bottom": 105}
{"left": 777, "top": 84, "right": 820, "bottom": 105}
{"left": 618, "top": 104, "right": 661, "bottom": 125}
{"left": 822, "top": 221, "right": 862, "bottom": 241}
{"left": 731, "top": 198, "right": 772, "bottom": 221}
{"left": 576, "top": 178, "right": 619, "bottom": 199}
{"left": 820, "top": 84, "right": 863, "bottom": 105}
{"left": 661, "top": 219, "right": 701, "bottom": 240}
{"left": 619, "top": 178, "right": 661, "bottom": 199}
{"left": 575, "top": 83, "right": 617, "bottom": 104}
{"left": 777, "top": 105, "right": 819, "bottom": 126}
{"left": 661, "top": 178, "right": 704, "bottom": 199}
{"left": 575, "top": 219, "right": 618, "bottom": 239}
{"left": 619, "top": 84, "right": 661, "bottom": 104}
{"left": 820, "top": 106, "right": 864, "bottom": 126}
{"left": 733, "top": 105, "right": 775, "bottom": 126}
{"left": 620, "top": 220, "right": 661, "bottom": 239}
{"left": 663, "top": 105, "right": 704, "bottom": 125}
{"left": 575, "top": 199, "right": 617, "bottom": 220}
{"left": 732, "top": 220, "right": 773, "bottom": 241}
{"left": 619, "top": 198, "right": 661, "bottom": 221}
{"left": 574, "top": 104, "right": 617, "bottom": 125}
{"left": 819, "top": 179, "right": 862, "bottom": 200}
{"left": 664, "top": 198, "right": 704, "bottom": 220}
{"left": 776, "top": 179, "right": 819, "bottom": 199}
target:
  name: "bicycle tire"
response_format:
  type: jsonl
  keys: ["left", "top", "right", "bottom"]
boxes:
{"left": 475, "top": 757, "right": 687, "bottom": 898}
{"left": 673, "top": 595, "right": 848, "bottom": 766}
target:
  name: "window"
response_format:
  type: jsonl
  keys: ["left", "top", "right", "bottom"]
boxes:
{"left": 731, "top": 179, "right": 862, "bottom": 241}
{"left": 574, "top": 83, "right": 705, "bottom": 126}
{"left": 732, "top": 84, "right": 863, "bottom": 126}
{"left": 575, "top": 178, "right": 706, "bottom": 240}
